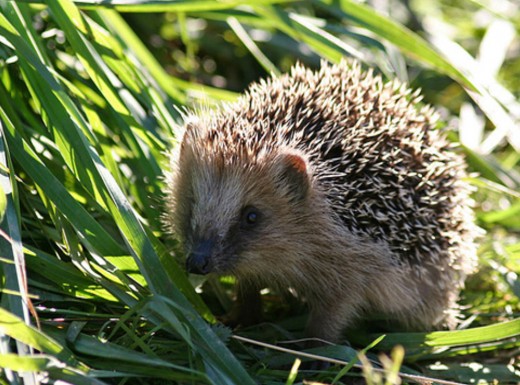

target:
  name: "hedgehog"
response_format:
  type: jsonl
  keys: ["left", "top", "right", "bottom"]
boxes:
{"left": 164, "top": 61, "right": 478, "bottom": 344}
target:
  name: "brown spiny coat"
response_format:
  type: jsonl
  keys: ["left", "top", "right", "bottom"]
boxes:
{"left": 164, "top": 61, "right": 478, "bottom": 343}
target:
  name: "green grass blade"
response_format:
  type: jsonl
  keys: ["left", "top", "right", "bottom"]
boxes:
{"left": 24, "top": 246, "right": 118, "bottom": 302}
{"left": 20, "top": 0, "right": 296, "bottom": 12}
{"left": 373, "top": 318, "right": 520, "bottom": 350}
{"left": 318, "top": 0, "right": 474, "bottom": 89}
{"left": 61, "top": 330, "right": 207, "bottom": 381}
{"left": 0, "top": 122, "right": 38, "bottom": 385}
{"left": 253, "top": 6, "right": 346, "bottom": 63}
{"left": 0, "top": 354, "right": 60, "bottom": 372}
{"left": 227, "top": 16, "right": 280, "bottom": 75}
{"left": 0, "top": 308, "right": 85, "bottom": 370}
{"left": 1, "top": 2, "right": 258, "bottom": 383}
{"left": 98, "top": 9, "right": 237, "bottom": 103}
{"left": 0, "top": 121, "right": 28, "bottom": 322}
{"left": 0, "top": 106, "right": 125, "bottom": 257}
{"left": 0, "top": 354, "right": 111, "bottom": 385}
{"left": 425, "top": 362, "right": 520, "bottom": 384}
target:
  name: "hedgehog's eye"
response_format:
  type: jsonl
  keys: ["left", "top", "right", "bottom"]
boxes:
{"left": 241, "top": 206, "right": 261, "bottom": 228}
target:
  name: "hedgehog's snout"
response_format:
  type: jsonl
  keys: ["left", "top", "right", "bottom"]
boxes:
{"left": 186, "top": 239, "right": 215, "bottom": 275}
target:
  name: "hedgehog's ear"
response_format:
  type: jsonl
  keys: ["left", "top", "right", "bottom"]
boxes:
{"left": 181, "top": 122, "right": 196, "bottom": 142}
{"left": 178, "top": 122, "right": 197, "bottom": 156}
{"left": 274, "top": 151, "right": 310, "bottom": 201}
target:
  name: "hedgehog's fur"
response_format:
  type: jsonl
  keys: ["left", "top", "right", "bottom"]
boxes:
{"left": 164, "top": 61, "right": 478, "bottom": 343}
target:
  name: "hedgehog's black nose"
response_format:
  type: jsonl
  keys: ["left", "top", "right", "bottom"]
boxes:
{"left": 186, "top": 239, "right": 214, "bottom": 275}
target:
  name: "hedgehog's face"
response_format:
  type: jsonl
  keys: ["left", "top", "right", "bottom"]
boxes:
{"left": 170, "top": 136, "right": 313, "bottom": 277}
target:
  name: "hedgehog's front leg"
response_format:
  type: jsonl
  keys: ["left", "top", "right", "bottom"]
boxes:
{"left": 221, "top": 280, "right": 263, "bottom": 328}
{"left": 305, "top": 296, "right": 361, "bottom": 346}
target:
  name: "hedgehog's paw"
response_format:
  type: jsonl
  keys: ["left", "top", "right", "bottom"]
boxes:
{"left": 218, "top": 304, "right": 262, "bottom": 328}
{"left": 219, "top": 283, "right": 263, "bottom": 328}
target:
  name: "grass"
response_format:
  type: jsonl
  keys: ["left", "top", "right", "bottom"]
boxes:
{"left": 0, "top": 0, "right": 519, "bottom": 384}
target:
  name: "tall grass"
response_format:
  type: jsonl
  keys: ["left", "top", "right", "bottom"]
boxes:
{"left": 0, "top": 0, "right": 519, "bottom": 384}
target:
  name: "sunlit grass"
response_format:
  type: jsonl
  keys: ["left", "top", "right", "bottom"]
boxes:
{"left": 0, "top": 0, "right": 519, "bottom": 384}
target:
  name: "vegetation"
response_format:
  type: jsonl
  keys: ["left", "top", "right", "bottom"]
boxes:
{"left": 0, "top": 0, "right": 519, "bottom": 384}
